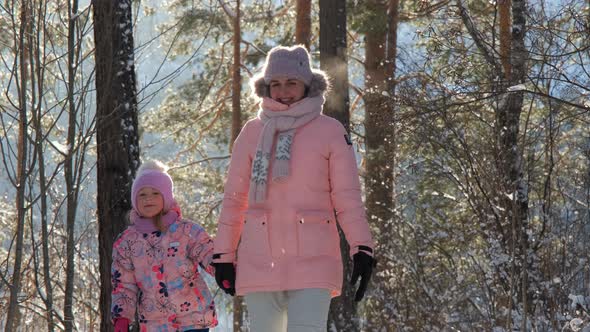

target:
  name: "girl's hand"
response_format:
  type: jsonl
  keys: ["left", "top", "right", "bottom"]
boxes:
{"left": 113, "top": 318, "right": 130, "bottom": 332}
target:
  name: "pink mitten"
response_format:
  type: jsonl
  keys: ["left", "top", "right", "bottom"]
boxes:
{"left": 113, "top": 318, "right": 130, "bottom": 332}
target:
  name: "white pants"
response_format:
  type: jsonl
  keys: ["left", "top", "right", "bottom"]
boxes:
{"left": 244, "top": 288, "right": 332, "bottom": 332}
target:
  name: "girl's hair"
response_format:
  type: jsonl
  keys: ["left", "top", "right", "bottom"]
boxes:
{"left": 126, "top": 208, "right": 168, "bottom": 232}
{"left": 153, "top": 212, "right": 166, "bottom": 232}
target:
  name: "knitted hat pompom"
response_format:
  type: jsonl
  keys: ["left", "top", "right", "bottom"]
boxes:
{"left": 138, "top": 160, "right": 168, "bottom": 174}
{"left": 131, "top": 160, "right": 175, "bottom": 214}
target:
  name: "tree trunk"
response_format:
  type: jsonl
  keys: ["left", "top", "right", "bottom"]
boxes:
{"left": 363, "top": 0, "right": 396, "bottom": 329}
{"left": 318, "top": 0, "right": 358, "bottom": 330}
{"left": 495, "top": 0, "right": 528, "bottom": 328}
{"left": 456, "top": 0, "right": 528, "bottom": 327}
{"left": 295, "top": 0, "right": 312, "bottom": 49}
{"left": 30, "top": 2, "right": 54, "bottom": 329}
{"left": 498, "top": 0, "right": 511, "bottom": 79}
{"left": 230, "top": 0, "right": 242, "bottom": 153}
{"left": 320, "top": 0, "right": 350, "bottom": 130}
{"left": 93, "top": 0, "right": 140, "bottom": 331}
{"left": 230, "top": 1, "right": 245, "bottom": 330}
{"left": 386, "top": 0, "right": 399, "bottom": 95}
{"left": 5, "top": 2, "right": 30, "bottom": 330}
{"left": 34, "top": 74, "right": 55, "bottom": 332}
{"left": 63, "top": 1, "right": 80, "bottom": 330}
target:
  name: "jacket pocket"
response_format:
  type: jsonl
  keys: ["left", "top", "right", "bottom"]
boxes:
{"left": 296, "top": 210, "right": 339, "bottom": 257}
{"left": 238, "top": 209, "right": 271, "bottom": 257}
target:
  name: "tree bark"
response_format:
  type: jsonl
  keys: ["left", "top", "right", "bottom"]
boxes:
{"left": 319, "top": 0, "right": 357, "bottom": 330}
{"left": 5, "top": 2, "right": 30, "bottom": 330}
{"left": 93, "top": 0, "right": 140, "bottom": 331}
{"left": 63, "top": 1, "right": 80, "bottom": 330}
{"left": 456, "top": 0, "right": 529, "bottom": 327}
{"left": 230, "top": 0, "right": 242, "bottom": 153}
{"left": 495, "top": 0, "right": 528, "bottom": 328}
{"left": 230, "top": 1, "right": 245, "bottom": 330}
{"left": 320, "top": 0, "right": 350, "bottom": 130}
{"left": 295, "top": 0, "right": 312, "bottom": 49}
{"left": 31, "top": 2, "right": 55, "bottom": 329}
{"left": 498, "top": 0, "right": 511, "bottom": 79}
{"left": 363, "top": 0, "right": 397, "bottom": 329}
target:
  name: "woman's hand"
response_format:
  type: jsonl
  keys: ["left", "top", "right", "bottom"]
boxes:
{"left": 350, "top": 248, "right": 377, "bottom": 301}
{"left": 212, "top": 262, "right": 236, "bottom": 296}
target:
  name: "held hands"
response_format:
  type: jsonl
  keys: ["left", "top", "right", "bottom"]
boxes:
{"left": 212, "top": 262, "right": 236, "bottom": 296}
{"left": 350, "top": 246, "right": 377, "bottom": 302}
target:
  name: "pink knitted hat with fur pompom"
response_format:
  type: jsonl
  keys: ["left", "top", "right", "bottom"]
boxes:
{"left": 131, "top": 160, "right": 175, "bottom": 213}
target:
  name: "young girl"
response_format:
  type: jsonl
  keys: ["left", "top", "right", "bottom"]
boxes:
{"left": 212, "top": 45, "right": 376, "bottom": 331}
{"left": 111, "top": 161, "right": 217, "bottom": 332}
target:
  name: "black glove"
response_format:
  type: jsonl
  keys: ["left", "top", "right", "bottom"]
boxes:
{"left": 211, "top": 255, "right": 236, "bottom": 296}
{"left": 350, "top": 246, "right": 376, "bottom": 302}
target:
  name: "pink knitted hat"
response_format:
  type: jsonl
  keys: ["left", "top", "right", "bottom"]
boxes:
{"left": 263, "top": 45, "right": 314, "bottom": 84}
{"left": 251, "top": 45, "right": 330, "bottom": 99}
{"left": 131, "top": 160, "right": 175, "bottom": 213}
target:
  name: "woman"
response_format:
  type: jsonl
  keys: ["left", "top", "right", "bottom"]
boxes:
{"left": 212, "top": 45, "right": 375, "bottom": 332}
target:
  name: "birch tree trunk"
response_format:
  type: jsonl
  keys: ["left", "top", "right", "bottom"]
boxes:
{"left": 93, "top": 1, "right": 140, "bottom": 330}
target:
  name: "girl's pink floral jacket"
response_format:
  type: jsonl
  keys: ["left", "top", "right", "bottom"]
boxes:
{"left": 214, "top": 114, "right": 375, "bottom": 297}
{"left": 111, "top": 218, "right": 217, "bottom": 331}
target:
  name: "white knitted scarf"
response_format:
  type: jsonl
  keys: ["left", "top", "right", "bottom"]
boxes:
{"left": 249, "top": 96, "right": 325, "bottom": 204}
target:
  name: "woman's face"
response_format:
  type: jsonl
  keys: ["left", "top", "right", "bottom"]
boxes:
{"left": 269, "top": 77, "right": 306, "bottom": 106}
{"left": 136, "top": 187, "right": 164, "bottom": 218}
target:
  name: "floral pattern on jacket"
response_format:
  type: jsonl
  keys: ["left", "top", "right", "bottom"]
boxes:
{"left": 111, "top": 219, "right": 217, "bottom": 331}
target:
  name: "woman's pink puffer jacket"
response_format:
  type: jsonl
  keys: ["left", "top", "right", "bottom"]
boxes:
{"left": 214, "top": 114, "right": 374, "bottom": 297}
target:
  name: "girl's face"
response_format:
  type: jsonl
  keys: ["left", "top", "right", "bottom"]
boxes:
{"left": 137, "top": 187, "right": 164, "bottom": 218}
{"left": 269, "top": 77, "right": 306, "bottom": 106}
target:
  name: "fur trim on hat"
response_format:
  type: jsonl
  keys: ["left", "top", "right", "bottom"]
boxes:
{"left": 308, "top": 70, "right": 330, "bottom": 97}
{"left": 252, "top": 74, "right": 269, "bottom": 98}
{"left": 251, "top": 69, "right": 330, "bottom": 99}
